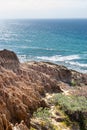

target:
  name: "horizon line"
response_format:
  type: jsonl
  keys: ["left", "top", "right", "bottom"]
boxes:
{"left": 0, "top": 18, "right": 87, "bottom": 20}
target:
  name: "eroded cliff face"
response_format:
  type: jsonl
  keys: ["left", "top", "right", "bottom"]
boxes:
{"left": 0, "top": 49, "right": 87, "bottom": 130}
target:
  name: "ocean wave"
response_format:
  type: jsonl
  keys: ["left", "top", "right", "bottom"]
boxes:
{"left": 68, "top": 61, "right": 87, "bottom": 68}
{"left": 37, "top": 55, "right": 80, "bottom": 62}
{"left": 20, "top": 46, "right": 57, "bottom": 51}
{"left": 18, "top": 54, "right": 87, "bottom": 73}
{"left": 29, "top": 47, "right": 56, "bottom": 51}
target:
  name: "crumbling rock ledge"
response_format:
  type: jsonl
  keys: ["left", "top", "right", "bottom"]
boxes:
{"left": 0, "top": 49, "right": 87, "bottom": 130}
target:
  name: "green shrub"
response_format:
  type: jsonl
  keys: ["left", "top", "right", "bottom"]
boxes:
{"left": 51, "top": 94, "right": 87, "bottom": 130}
{"left": 33, "top": 107, "right": 58, "bottom": 130}
{"left": 51, "top": 94, "right": 87, "bottom": 112}
{"left": 33, "top": 107, "right": 51, "bottom": 120}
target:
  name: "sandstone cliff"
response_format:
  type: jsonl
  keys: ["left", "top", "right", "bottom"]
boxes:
{"left": 0, "top": 49, "right": 87, "bottom": 130}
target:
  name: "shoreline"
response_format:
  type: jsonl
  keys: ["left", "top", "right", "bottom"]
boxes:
{"left": 18, "top": 54, "right": 87, "bottom": 74}
{"left": 21, "top": 60, "right": 87, "bottom": 74}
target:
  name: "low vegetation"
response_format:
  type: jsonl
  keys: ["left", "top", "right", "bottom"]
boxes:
{"left": 51, "top": 93, "right": 87, "bottom": 112}
{"left": 50, "top": 93, "right": 87, "bottom": 130}
{"left": 33, "top": 107, "right": 51, "bottom": 120}
{"left": 32, "top": 107, "right": 68, "bottom": 130}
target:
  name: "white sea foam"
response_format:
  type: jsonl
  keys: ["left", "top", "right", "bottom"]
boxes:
{"left": 18, "top": 54, "right": 87, "bottom": 73}
{"left": 28, "top": 47, "right": 56, "bottom": 51}
{"left": 65, "top": 61, "right": 87, "bottom": 73}
{"left": 68, "top": 61, "right": 87, "bottom": 67}
{"left": 18, "top": 55, "right": 27, "bottom": 63}
{"left": 37, "top": 55, "right": 80, "bottom": 62}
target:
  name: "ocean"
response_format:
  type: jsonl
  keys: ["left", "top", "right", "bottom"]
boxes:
{"left": 0, "top": 19, "right": 87, "bottom": 73}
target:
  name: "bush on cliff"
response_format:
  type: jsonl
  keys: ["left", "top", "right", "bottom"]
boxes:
{"left": 51, "top": 93, "right": 87, "bottom": 130}
{"left": 33, "top": 107, "right": 51, "bottom": 120}
{"left": 51, "top": 94, "right": 87, "bottom": 112}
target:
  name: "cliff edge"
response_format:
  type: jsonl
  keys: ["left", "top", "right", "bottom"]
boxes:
{"left": 0, "top": 49, "right": 87, "bottom": 130}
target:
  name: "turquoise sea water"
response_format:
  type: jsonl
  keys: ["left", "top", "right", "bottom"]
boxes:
{"left": 0, "top": 19, "right": 87, "bottom": 73}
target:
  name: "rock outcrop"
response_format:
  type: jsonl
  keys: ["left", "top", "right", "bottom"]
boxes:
{"left": 0, "top": 49, "right": 19, "bottom": 71}
{"left": 0, "top": 49, "right": 87, "bottom": 130}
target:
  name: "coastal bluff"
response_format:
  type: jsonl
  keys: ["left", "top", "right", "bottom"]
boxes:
{"left": 0, "top": 49, "right": 87, "bottom": 130}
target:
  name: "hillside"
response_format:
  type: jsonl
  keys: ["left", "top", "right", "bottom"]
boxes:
{"left": 0, "top": 49, "right": 87, "bottom": 130}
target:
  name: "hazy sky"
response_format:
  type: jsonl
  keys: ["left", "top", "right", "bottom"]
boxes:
{"left": 0, "top": 0, "right": 87, "bottom": 19}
